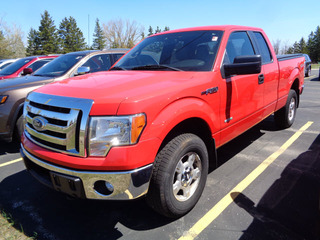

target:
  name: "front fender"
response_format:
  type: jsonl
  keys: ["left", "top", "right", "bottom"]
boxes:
{"left": 142, "top": 97, "right": 219, "bottom": 142}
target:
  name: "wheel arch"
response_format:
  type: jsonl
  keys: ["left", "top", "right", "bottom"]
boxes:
{"left": 291, "top": 78, "right": 300, "bottom": 108}
{"left": 157, "top": 117, "right": 217, "bottom": 171}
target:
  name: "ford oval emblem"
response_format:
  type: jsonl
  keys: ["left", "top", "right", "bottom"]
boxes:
{"left": 32, "top": 116, "right": 48, "bottom": 132}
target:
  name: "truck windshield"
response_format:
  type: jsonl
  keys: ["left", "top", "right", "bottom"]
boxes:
{"left": 0, "top": 58, "right": 33, "bottom": 75}
{"left": 33, "top": 54, "right": 86, "bottom": 77}
{"left": 113, "top": 30, "right": 223, "bottom": 72}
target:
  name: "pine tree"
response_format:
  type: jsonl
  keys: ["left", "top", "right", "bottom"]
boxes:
{"left": 298, "top": 37, "right": 307, "bottom": 53}
{"left": 26, "top": 28, "right": 40, "bottom": 56}
{"left": 147, "top": 26, "right": 153, "bottom": 36}
{"left": 155, "top": 26, "right": 161, "bottom": 34}
{"left": 314, "top": 26, "right": 320, "bottom": 62}
{"left": 163, "top": 26, "right": 170, "bottom": 32}
{"left": 307, "top": 26, "right": 320, "bottom": 62}
{"left": 59, "top": 16, "right": 86, "bottom": 53}
{"left": 92, "top": 18, "right": 106, "bottom": 50}
{"left": 38, "top": 10, "right": 59, "bottom": 55}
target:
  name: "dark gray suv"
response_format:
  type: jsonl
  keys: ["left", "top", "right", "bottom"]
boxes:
{"left": 0, "top": 49, "right": 128, "bottom": 142}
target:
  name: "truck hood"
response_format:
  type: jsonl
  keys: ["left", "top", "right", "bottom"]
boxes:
{"left": 35, "top": 71, "right": 210, "bottom": 115}
{"left": 0, "top": 75, "right": 53, "bottom": 93}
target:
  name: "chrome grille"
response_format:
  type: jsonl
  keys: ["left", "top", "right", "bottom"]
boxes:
{"left": 23, "top": 92, "right": 93, "bottom": 157}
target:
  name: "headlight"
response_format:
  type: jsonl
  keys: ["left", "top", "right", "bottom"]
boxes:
{"left": 88, "top": 113, "right": 146, "bottom": 156}
{"left": 0, "top": 95, "right": 8, "bottom": 104}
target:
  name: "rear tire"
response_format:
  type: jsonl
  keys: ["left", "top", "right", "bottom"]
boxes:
{"left": 274, "top": 89, "right": 297, "bottom": 129}
{"left": 147, "top": 133, "right": 208, "bottom": 218}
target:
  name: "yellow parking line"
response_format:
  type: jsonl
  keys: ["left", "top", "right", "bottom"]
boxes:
{"left": 0, "top": 158, "right": 23, "bottom": 168}
{"left": 179, "top": 121, "right": 313, "bottom": 240}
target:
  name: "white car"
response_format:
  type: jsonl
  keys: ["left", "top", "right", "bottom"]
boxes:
{"left": 0, "top": 59, "right": 18, "bottom": 70}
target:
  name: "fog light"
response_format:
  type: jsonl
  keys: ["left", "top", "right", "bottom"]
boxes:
{"left": 94, "top": 180, "right": 114, "bottom": 196}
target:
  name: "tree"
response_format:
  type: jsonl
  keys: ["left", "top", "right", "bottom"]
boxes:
{"left": 307, "top": 31, "right": 316, "bottom": 61}
{"left": 272, "top": 39, "right": 281, "bottom": 55}
{"left": 307, "top": 26, "right": 320, "bottom": 62}
{"left": 146, "top": 26, "right": 170, "bottom": 37}
{"left": 103, "top": 19, "right": 144, "bottom": 48}
{"left": 0, "top": 19, "right": 25, "bottom": 58}
{"left": 155, "top": 26, "right": 161, "bottom": 34}
{"left": 298, "top": 37, "right": 307, "bottom": 53}
{"left": 292, "top": 41, "right": 300, "bottom": 53}
{"left": 38, "top": 10, "right": 59, "bottom": 54}
{"left": 59, "top": 16, "right": 86, "bottom": 53}
{"left": 147, "top": 26, "right": 153, "bottom": 36}
{"left": 163, "top": 26, "right": 170, "bottom": 32}
{"left": 26, "top": 28, "right": 40, "bottom": 56}
{"left": 92, "top": 18, "right": 106, "bottom": 50}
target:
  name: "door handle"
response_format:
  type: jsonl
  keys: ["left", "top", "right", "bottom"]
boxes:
{"left": 258, "top": 74, "right": 264, "bottom": 84}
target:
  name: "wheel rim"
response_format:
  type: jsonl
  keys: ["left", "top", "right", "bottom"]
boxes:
{"left": 173, "top": 152, "right": 202, "bottom": 202}
{"left": 288, "top": 97, "right": 296, "bottom": 122}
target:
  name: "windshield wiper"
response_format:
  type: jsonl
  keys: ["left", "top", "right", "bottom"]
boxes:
{"left": 110, "top": 66, "right": 126, "bottom": 71}
{"left": 131, "top": 65, "right": 182, "bottom": 71}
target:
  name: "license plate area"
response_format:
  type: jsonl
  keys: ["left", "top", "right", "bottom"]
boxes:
{"left": 50, "top": 172, "right": 85, "bottom": 198}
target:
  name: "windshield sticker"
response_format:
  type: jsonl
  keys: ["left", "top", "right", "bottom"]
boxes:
{"left": 212, "top": 36, "right": 218, "bottom": 42}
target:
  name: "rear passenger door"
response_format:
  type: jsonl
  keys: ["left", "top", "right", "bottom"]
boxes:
{"left": 251, "top": 31, "right": 279, "bottom": 116}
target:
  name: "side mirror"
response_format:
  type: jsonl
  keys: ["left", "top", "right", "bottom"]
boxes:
{"left": 224, "top": 55, "right": 261, "bottom": 77}
{"left": 76, "top": 66, "right": 90, "bottom": 76}
{"left": 21, "top": 68, "right": 33, "bottom": 76}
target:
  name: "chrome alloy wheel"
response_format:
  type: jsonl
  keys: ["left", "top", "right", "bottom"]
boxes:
{"left": 173, "top": 152, "right": 202, "bottom": 202}
{"left": 288, "top": 97, "right": 296, "bottom": 122}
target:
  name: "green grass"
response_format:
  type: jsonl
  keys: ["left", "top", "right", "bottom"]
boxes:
{"left": 0, "top": 209, "right": 37, "bottom": 240}
{"left": 311, "top": 63, "right": 320, "bottom": 70}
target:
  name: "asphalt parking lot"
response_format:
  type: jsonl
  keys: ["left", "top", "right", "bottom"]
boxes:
{"left": 0, "top": 70, "right": 319, "bottom": 240}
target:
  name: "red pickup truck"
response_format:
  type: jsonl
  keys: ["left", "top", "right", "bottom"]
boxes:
{"left": 20, "top": 25, "right": 304, "bottom": 218}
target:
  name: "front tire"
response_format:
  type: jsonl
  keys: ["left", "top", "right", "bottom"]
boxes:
{"left": 14, "top": 115, "right": 24, "bottom": 142}
{"left": 147, "top": 133, "right": 209, "bottom": 218}
{"left": 274, "top": 89, "right": 297, "bottom": 129}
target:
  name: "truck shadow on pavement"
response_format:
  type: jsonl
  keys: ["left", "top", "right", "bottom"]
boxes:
{"left": 231, "top": 134, "right": 320, "bottom": 240}
{"left": 0, "top": 169, "right": 174, "bottom": 239}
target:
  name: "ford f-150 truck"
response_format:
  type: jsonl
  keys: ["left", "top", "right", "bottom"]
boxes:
{"left": 20, "top": 25, "right": 305, "bottom": 218}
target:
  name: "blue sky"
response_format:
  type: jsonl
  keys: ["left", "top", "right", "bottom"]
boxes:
{"left": 1, "top": 0, "right": 319, "bottom": 48}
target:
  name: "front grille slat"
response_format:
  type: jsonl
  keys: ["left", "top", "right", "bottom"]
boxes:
{"left": 26, "top": 124, "right": 67, "bottom": 145}
{"left": 23, "top": 92, "right": 94, "bottom": 157}
{"left": 27, "top": 105, "right": 74, "bottom": 122}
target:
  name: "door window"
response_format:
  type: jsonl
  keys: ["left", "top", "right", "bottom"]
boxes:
{"left": 224, "top": 32, "right": 255, "bottom": 64}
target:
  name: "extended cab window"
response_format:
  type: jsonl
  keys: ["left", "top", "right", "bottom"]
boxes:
{"left": 114, "top": 30, "right": 223, "bottom": 71}
{"left": 224, "top": 31, "right": 255, "bottom": 64}
{"left": 253, "top": 32, "right": 272, "bottom": 64}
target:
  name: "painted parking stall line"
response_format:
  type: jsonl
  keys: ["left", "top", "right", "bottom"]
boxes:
{"left": 179, "top": 121, "right": 313, "bottom": 240}
{"left": 0, "top": 158, "right": 23, "bottom": 168}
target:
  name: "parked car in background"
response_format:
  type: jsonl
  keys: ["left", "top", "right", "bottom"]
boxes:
{"left": 303, "top": 54, "right": 312, "bottom": 77}
{"left": 0, "top": 55, "right": 59, "bottom": 80}
{"left": 0, "top": 49, "right": 128, "bottom": 142}
{"left": 0, "top": 59, "right": 18, "bottom": 70}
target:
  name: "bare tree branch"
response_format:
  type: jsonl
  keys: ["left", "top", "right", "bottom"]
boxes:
{"left": 102, "top": 19, "right": 144, "bottom": 49}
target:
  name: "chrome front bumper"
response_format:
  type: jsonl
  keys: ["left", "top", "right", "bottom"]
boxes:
{"left": 21, "top": 144, "right": 153, "bottom": 200}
